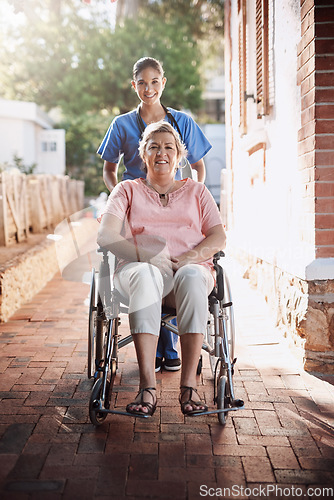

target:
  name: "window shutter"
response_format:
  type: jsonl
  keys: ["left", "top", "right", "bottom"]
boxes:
{"left": 239, "top": 0, "right": 247, "bottom": 134}
{"left": 268, "top": 0, "right": 275, "bottom": 106}
{"left": 256, "top": 0, "right": 269, "bottom": 116}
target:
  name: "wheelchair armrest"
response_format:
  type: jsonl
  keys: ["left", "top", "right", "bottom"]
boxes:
{"left": 213, "top": 263, "right": 224, "bottom": 301}
{"left": 210, "top": 250, "right": 225, "bottom": 301}
{"left": 97, "top": 246, "right": 108, "bottom": 254}
{"left": 213, "top": 250, "right": 225, "bottom": 263}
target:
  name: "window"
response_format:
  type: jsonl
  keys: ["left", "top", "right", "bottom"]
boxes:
{"left": 256, "top": 0, "right": 269, "bottom": 117}
{"left": 238, "top": 0, "right": 247, "bottom": 134}
{"left": 41, "top": 141, "right": 57, "bottom": 152}
{"left": 238, "top": 0, "right": 273, "bottom": 131}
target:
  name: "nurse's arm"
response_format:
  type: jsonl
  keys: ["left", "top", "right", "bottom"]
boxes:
{"left": 103, "top": 161, "right": 118, "bottom": 192}
{"left": 191, "top": 159, "right": 206, "bottom": 183}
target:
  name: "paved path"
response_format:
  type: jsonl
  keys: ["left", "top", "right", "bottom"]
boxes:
{"left": 0, "top": 259, "right": 333, "bottom": 500}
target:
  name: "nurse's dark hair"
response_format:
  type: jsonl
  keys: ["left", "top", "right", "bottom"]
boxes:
{"left": 133, "top": 57, "right": 164, "bottom": 80}
{"left": 138, "top": 121, "right": 187, "bottom": 174}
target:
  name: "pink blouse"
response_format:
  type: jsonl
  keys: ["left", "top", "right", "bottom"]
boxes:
{"left": 103, "top": 178, "right": 222, "bottom": 271}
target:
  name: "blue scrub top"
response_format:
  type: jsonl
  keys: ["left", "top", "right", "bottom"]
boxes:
{"left": 97, "top": 107, "right": 212, "bottom": 181}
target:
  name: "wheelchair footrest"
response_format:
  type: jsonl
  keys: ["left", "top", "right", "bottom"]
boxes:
{"left": 90, "top": 407, "right": 150, "bottom": 418}
{"left": 191, "top": 406, "right": 245, "bottom": 416}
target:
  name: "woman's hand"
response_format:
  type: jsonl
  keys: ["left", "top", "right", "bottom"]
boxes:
{"left": 171, "top": 254, "right": 193, "bottom": 272}
{"left": 171, "top": 224, "right": 226, "bottom": 271}
{"left": 150, "top": 253, "right": 175, "bottom": 278}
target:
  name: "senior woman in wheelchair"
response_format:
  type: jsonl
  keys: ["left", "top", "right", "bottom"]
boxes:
{"left": 97, "top": 121, "right": 226, "bottom": 417}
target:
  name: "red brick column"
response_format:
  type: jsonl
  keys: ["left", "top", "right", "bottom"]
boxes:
{"left": 297, "top": 0, "right": 334, "bottom": 259}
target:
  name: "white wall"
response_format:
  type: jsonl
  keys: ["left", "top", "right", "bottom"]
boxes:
{"left": 226, "top": 0, "right": 315, "bottom": 279}
{"left": 0, "top": 100, "right": 65, "bottom": 175}
{"left": 202, "top": 124, "right": 226, "bottom": 204}
{"left": 37, "top": 129, "right": 66, "bottom": 175}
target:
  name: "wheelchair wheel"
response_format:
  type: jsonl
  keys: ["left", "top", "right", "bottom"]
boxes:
{"left": 95, "top": 295, "right": 105, "bottom": 373}
{"left": 89, "top": 316, "right": 119, "bottom": 425}
{"left": 206, "top": 272, "right": 235, "bottom": 378}
{"left": 206, "top": 314, "right": 216, "bottom": 377}
{"left": 222, "top": 273, "right": 235, "bottom": 363}
{"left": 89, "top": 378, "right": 109, "bottom": 426}
{"left": 217, "top": 375, "right": 229, "bottom": 426}
{"left": 88, "top": 269, "right": 97, "bottom": 379}
{"left": 106, "top": 318, "right": 119, "bottom": 395}
{"left": 88, "top": 270, "right": 105, "bottom": 380}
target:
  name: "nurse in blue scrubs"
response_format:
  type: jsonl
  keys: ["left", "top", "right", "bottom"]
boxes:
{"left": 97, "top": 57, "right": 212, "bottom": 372}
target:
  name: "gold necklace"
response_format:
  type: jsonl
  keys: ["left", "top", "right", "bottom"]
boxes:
{"left": 145, "top": 179, "right": 175, "bottom": 199}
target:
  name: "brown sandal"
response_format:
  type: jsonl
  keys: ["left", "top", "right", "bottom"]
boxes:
{"left": 126, "top": 387, "right": 157, "bottom": 417}
{"left": 179, "top": 386, "right": 208, "bottom": 416}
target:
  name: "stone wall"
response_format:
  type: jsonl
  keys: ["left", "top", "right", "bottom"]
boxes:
{"left": 234, "top": 249, "right": 334, "bottom": 374}
{"left": 0, "top": 237, "right": 59, "bottom": 322}
{"left": 0, "top": 215, "right": 99, "bottom": 323}
{"left": 306, "top": 280, "right": 334, "bottom": 373}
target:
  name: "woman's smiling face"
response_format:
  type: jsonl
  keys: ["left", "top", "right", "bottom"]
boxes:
{"left": 132, "top": 67, "right": 166, "bottom": 106}
{"left": 144, "top": 132, "right": 179, "bottom": 178}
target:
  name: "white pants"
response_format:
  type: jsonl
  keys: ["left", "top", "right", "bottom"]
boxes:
{"left": 114, "top": 262, "right": 214, "bottom": 336}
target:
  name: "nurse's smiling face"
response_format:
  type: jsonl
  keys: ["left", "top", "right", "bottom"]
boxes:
{"left": 132, "top": 67, "right": 166, "bottom": 107}
{"left": 143, "top": 132, "right": 179, "bottom": 179}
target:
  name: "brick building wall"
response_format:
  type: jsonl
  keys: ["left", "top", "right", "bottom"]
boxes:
{"left": 297, "top": 0, "right": 334, "bottom": 259}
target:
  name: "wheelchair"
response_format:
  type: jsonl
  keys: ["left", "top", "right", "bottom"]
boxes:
{"left": 87, "top": 248, "right": 244, "bottom": 426}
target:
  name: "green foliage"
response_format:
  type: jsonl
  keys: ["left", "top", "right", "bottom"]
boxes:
{"left": 1, "top": 1, "right": 113, "bottom": 115}
{"left": 1, "top": 1, "right": 202, "bottom": 114}
{"left": 59, "top": 112, "right": 111, "bottom": 196}
{"left": 144, "top": 0, "right": 224, "bottom": 42}
{"left": 12, "top": 155, "right": 36, "bottom": 174}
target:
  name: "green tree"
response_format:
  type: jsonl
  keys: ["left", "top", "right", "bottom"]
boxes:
{"left": 142, "top": 0, "right": 224, "bottom": 41}
{"left": 60, "top": 112, "right": 110, "bottom": 195}
{"left": 116, "top": 0, "right": 224, "bottom": 41}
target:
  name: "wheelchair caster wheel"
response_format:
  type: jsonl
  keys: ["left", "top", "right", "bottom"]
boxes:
{"left": 232, "top": 398, "right": 244, "bottom": 408}
{"left": 89, "top": 379, "right": 108, "bottom": 426}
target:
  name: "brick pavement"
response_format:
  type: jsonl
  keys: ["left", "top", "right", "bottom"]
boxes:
{"left": 0, "top": 260, "right": 333, "bottom": 500}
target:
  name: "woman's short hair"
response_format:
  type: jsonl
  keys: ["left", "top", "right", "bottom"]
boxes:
{"left": 133, "top": 57, "right": 164, "bottom": 80}
{"left": 138, "top": 121, "right": 187, "bottom": 173}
